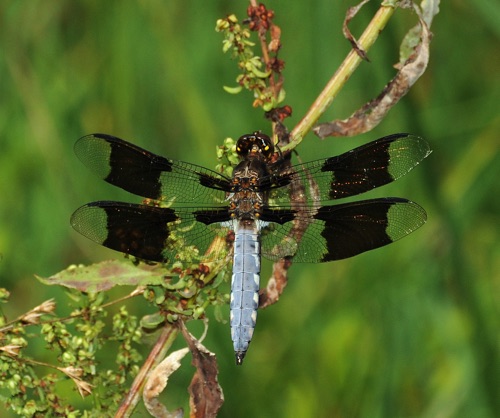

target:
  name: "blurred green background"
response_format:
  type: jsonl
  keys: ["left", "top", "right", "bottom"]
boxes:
{"left": 0, "top": 1, "right": 498, "bottom": 417}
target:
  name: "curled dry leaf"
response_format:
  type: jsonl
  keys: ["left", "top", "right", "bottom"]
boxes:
{"left": 58, "top": 365, "right": 84, "bottom": 380}
{"left": 343, "top": 0, "right": 372, "bottom": 61}
{"left": 269, "top": 24, "right": 281, "bottom": 52}
{"left": 75, "top": 379, "right": 93, "bottom": 398}
{"left": 0, "top": 344, "right": 22, "bottom": 356}
{"left": 314, "top": 1, "right": 439, "bottom": 138}
{"left": 34, "top": 299, "right": 57, "bottom": 314}
{"left": 179, "top": 321, "right": 224, "bottom": 418}
{"left": 143, "top": 348, "right": 189, "bottom": 418}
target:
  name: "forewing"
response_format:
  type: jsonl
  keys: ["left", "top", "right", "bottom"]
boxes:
{"left": 74, "top": 134, "right": 231, "bottom": 205}
{"left": 268, "top": 133, "right": 431, "bottom": 204}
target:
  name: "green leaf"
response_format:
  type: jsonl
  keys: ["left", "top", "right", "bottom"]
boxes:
{"left": 38, "top": 261, "right": 172, "bottom": 292}
{"left": 223, "top": 85, "right": 243, "bottom": 94}
{"left": 140, "top": 313, "right": 166, "bottom": 330}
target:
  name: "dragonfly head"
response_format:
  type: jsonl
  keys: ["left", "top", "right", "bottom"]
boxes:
{"left": 236, "top": 131, "right": 274, "bottom": 160}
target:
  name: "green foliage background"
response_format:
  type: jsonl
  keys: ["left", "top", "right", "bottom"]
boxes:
{"left": 0, "top": 1, "right": 498, "bottom": 417}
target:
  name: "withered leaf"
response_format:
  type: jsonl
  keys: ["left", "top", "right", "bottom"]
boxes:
{"left": 314, "top": 1, "right": 439, "bottom": 138}
{"left": 179, "top": 321, "right": 224, "bottom": 418}
{"left": 343, "top": 0, "right": 372, "bottom": 61}
{"left": 143, "top": 348, "right": 189, "bottom": 418}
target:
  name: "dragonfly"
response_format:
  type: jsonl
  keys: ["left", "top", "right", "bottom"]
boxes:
{"left": 71, "top": 132, "right": 431, "bottom": 364}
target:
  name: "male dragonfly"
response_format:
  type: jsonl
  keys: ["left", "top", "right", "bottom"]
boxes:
{"left": 71, "top": 132, "right": 430, "bottom": 364}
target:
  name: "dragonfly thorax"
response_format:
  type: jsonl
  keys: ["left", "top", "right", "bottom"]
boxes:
{"left": 230, "top": 154, "right": 271, "bottom": 220}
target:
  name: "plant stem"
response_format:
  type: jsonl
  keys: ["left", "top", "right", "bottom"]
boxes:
{"left": 285, "top": 4, "right": 396, "bottom": 151}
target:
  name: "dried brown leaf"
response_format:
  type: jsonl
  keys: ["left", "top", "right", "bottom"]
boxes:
{"left": 0, "top": 344, "right": 22, "bottom": 356}
{"left": 179, "top": 321, "right": 224, "bottom": 418}
{"left": 58, "top": 365, "right": 84, "bottom": 380}
{"left": 343, "top": 0, "right": 372, "bottom": 61}
{"left": 74, "top": 379, "right": 93, "bottom": 398}
{"left": 143, "top": 348, "right": 189, "bottom": 418}
{"left": 269, "top": 24, "right": 281, "bottom": 52}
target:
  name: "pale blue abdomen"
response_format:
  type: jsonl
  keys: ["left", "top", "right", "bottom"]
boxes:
{"left": 230, "top": 223, "right": 261, "bottom": 365}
